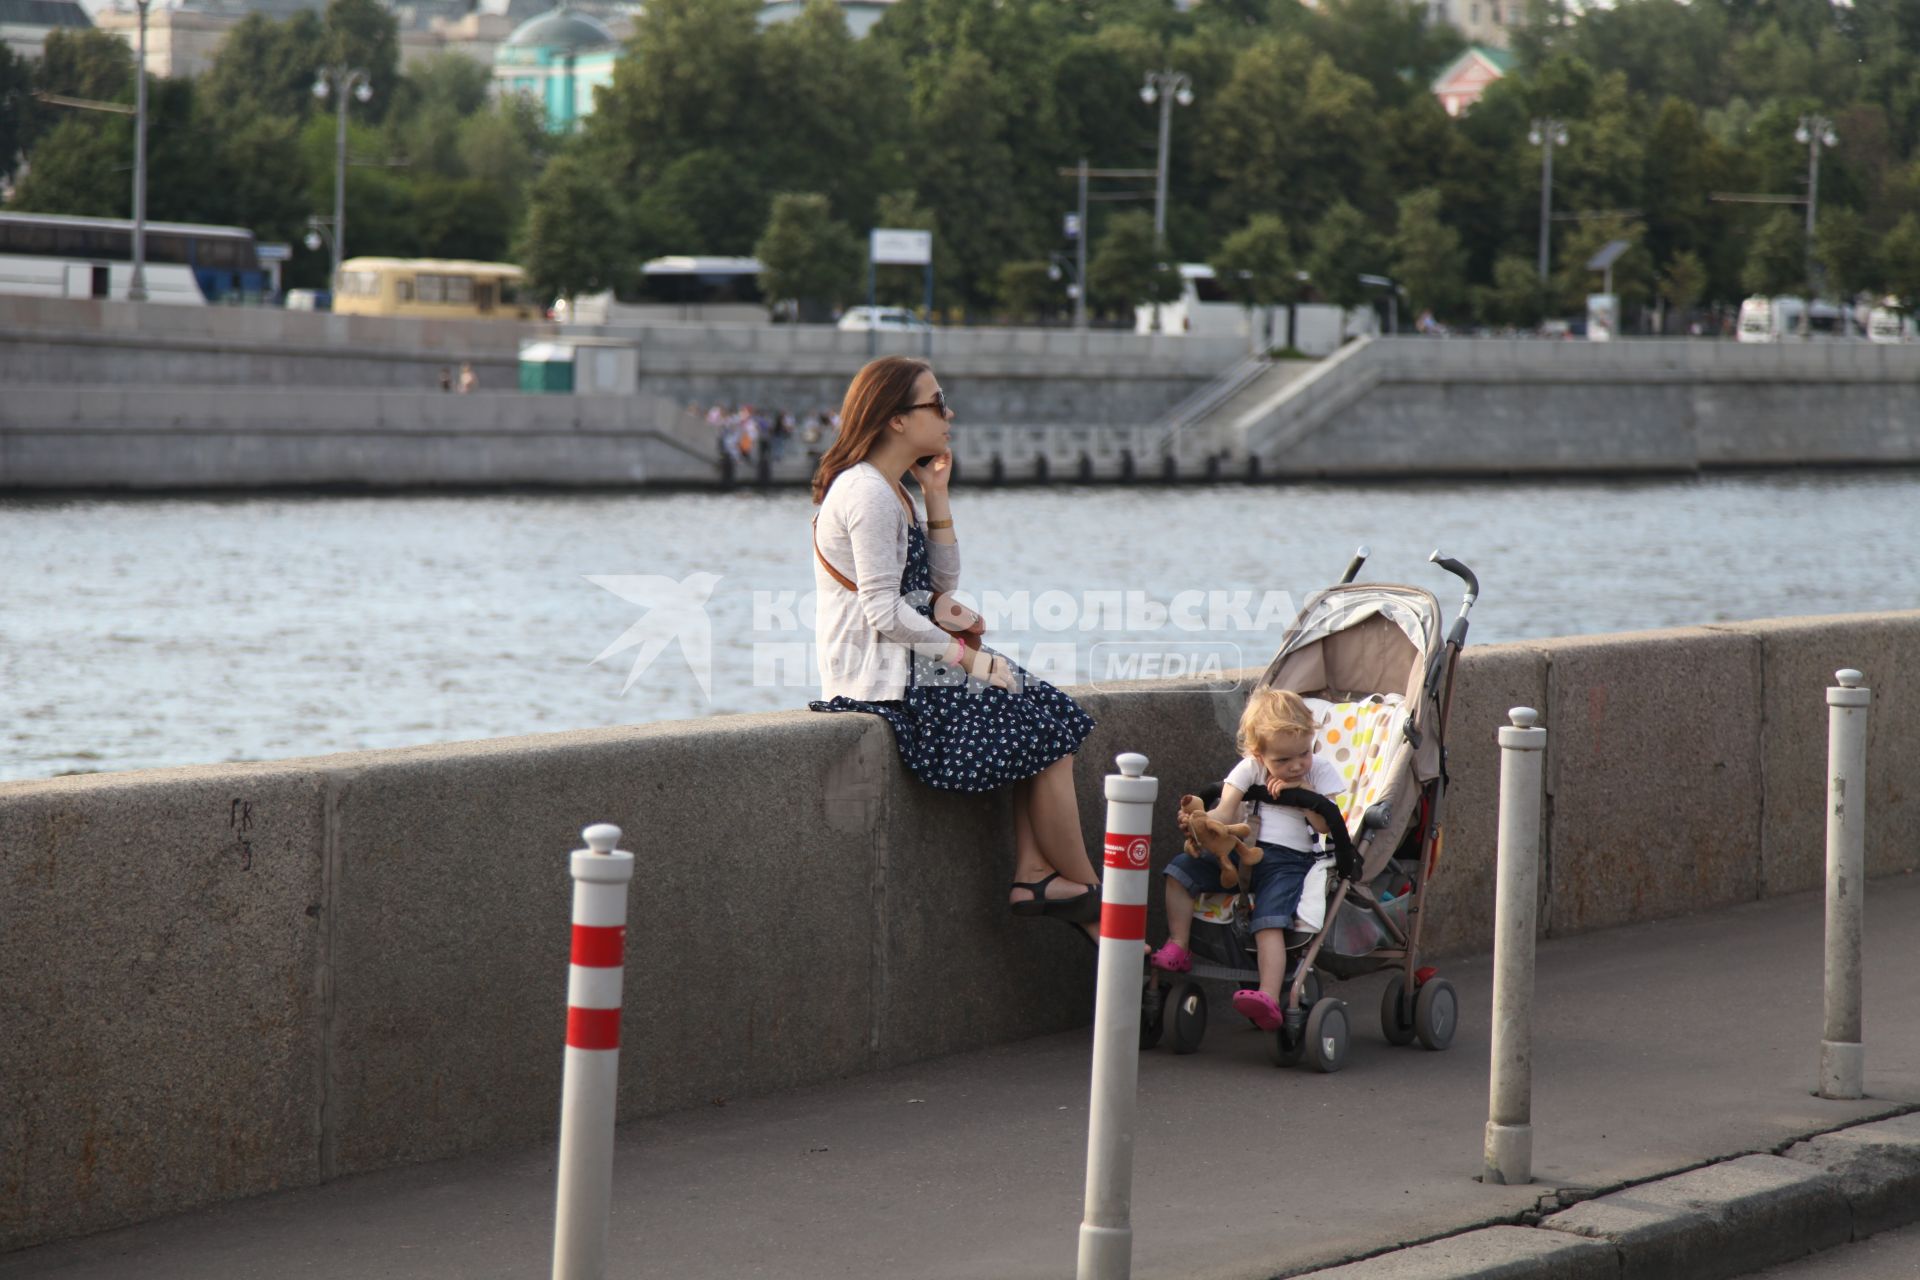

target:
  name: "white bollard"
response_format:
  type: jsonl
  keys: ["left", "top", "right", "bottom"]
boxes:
{"left": 1485, "top": 708, "right": 1545, "bottom": 1186}
{"left": 1079, "top": 752, "right": 1157, "bottom": 1280}
{"left": 553, "top": 823, "right": 635, "bottom": 1280}
{"left": 1820, "top": 669, "right": 1870, "bottom": 1101}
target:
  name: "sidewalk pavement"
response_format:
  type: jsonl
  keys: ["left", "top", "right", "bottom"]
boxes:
{"left": 5, "top": 875, "right": 1919, "bottom": 1280}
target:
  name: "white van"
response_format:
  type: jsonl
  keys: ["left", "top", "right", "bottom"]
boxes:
{"left": 1737, "top": 295, "right": 1848, "bottom": 342}
{"left": 837, "top": 306, "right": 930, "bottom": 332}
{"left": 1867, "top": 304, "right": 1909, "bottom": 344}
{"left": 1736, "top": 295, "right": 1779, "bottom": 342}
{"left": 1136, "top": 264, "right": 1378, "bottom": 356}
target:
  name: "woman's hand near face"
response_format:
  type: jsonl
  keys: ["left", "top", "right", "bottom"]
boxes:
{"left": 909, "top": 450, "right": 953, "bottom": 496}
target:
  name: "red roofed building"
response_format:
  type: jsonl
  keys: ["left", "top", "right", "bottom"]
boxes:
{"left": 1432, "top": 45, "right": 1516, "bottom": 117}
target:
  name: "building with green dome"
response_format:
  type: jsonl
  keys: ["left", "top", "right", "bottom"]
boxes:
{"left": 492, "top": 1, "right": 895, "bottom": 133}
{"left": 493, "top": 6, "right": 620, "bottom": 134}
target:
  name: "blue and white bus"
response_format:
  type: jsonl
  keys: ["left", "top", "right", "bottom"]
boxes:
{"left": 0, "top": 212, "right": 270, "bottom": 305}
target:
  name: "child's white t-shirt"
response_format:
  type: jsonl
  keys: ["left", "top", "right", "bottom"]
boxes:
{"left": 1224, "top": 754, "right": 1349, "bottom": 851}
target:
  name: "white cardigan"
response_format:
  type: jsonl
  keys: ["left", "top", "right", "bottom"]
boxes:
{"left": 813, "top": 462, "right": 962, "bottom": 701}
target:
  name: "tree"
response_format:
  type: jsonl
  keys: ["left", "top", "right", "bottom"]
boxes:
{"left": 755, "top": 0, "right": 905, "bottom": 228}
{"left": 1883, "top": 214, "right": 1920, "bottom": 310}
{"left": 517, "top": 154, "right": 628, "bottom": 304}
{"left": 1742, "top": 210, "right": 1808, "bottom": 297}
{"left": 1204, "top": 35, "right": 1381, "bottom": 236}
{"left": 6, "top": 116, "right": 126, "bottom": 215}
{"left": 321, "top": 0, "right": 400, "bottom": 121}
{"left": 755, "top": 192, "right": 862, "bottom": 319}
{"left": 1306, "top": 200, "right": 1384, "bottom": 310}
{"left": 1659, "top": 250, "right": 1708, "bottom": 322}
{"left": 199, "top": 11, "right": 325, "bottom": 125}
{"left": 995, "top": 261, "right": 1065, "bottom": 324}
{"left": 1087, "top": 210, "right": 1178, "bottom": 320}
{"left": 0, "top": 41, "right": 31, "bottom": 180}
{"left": 1390, "top": 188, "right": 1466, "bottom": 321}
{"left": 1211, "top": 213, "right": 1297, "bottom": 347}
{"left": 1814, "top": 208, "right": 1878, "bottom": 302}
{"left": 903, "top": 47, "right": 1028, "bottom": 311}
{"left": 1481, "top": 254, "right": 1547, "bottom": 327}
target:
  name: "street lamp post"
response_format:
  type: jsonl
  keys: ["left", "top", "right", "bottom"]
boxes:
{"left": 1796, "top": 113, "right": 1838, "bottom": 336}
{"left": 127, "top": 0, "right": 150, "bottom": 302}
{"left": 312, "top": 66, "right": 373, "bottom": 295}
{"left": 1139, "top": 70, "right": 1193, "bottom": 246}
{"left": 1528, "top": 118, "right": 1568, "bottom": 283}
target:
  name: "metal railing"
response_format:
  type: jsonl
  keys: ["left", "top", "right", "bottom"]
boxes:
{"left": 1147, "top": 353, "right": 1271, "bottom": 457}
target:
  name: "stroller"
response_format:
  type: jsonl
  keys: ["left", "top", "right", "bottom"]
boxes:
{"left": 1139, "top": 546, "right": 1480, "bottom": 1072}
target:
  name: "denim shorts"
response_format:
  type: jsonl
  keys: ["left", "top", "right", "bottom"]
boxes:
{"left": 1165, "top": 842, "right": 1319, "bottom": 933}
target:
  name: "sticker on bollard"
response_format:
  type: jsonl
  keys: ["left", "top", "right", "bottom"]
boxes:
{"left": 1105, "top": 834, "right": 1150, "bottom": 869}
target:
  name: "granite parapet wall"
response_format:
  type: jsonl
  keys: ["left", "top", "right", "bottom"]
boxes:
{"left": 2, "top": 612, "right": 1915, "bottom": 1252}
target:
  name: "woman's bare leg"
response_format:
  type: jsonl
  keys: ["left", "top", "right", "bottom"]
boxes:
{"left": 1025, "top": 756, "right": 1098, "bottom": 885}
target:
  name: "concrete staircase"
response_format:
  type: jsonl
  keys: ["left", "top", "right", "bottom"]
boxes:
{"left": 1148, "top": 355, "right": 1317, "bottom": 458}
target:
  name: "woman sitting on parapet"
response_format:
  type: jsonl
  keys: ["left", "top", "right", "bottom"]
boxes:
{"left": 807, "top": 356, "right": 1104, "bottom": 942}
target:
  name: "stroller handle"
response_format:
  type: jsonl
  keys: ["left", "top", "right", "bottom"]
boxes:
{"left": 1340, "top": 545, "right": 1371, "bottom": 585}
{"left": 1428, "top": 550, "right": 1479, "bottom": 611}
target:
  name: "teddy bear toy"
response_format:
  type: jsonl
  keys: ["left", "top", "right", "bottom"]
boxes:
{"left": 1178, "top": 793, "right": 1264, "bottom": 889}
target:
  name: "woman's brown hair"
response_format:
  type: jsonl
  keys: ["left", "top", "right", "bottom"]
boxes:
{"left": 810, "top": 356, "right": 930, "bottom": 504}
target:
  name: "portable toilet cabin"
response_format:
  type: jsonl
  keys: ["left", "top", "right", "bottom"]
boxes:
{"left": 518, "top": 340, "right": 575, "bottom": 392}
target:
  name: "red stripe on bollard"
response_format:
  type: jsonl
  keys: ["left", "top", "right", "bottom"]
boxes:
{"left": 570, "top": 924, "right": 625, "bottom": 967}
{"left": 1100, "top": 901, "right": 1147, "bottom": 940}
{"left": 566, "top": 1005, "right": 622, "bottom": 1050}
{"left": 1103, "top": 833, "right": 1150, "bottom": 871}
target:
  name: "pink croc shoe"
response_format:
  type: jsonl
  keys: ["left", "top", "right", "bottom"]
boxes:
{"left": 1231, "top": 989, "right": 1283, "bottom": 1031}
{"left": 1149, "top": 940, "right": 1193, "bottom": 974}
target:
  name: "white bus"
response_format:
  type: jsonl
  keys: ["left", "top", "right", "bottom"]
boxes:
{"left": 566, "top": 256, "right": 769, "bottom": 325}
{"left": 0, "top": 212, "right": 268, "bottom": 305}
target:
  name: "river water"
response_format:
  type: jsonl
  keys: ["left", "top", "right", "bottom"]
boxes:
{"left": 4, "top": 471, "right": 1916, "bottom": 783}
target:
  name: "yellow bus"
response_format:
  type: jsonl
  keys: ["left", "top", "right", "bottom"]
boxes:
{"left": 331, "top": 257, "right": 538, "bottom": 321}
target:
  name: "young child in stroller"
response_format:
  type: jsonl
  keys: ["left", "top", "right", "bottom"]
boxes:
{"left": 1149, "top": 688, "right": 1360, "bottom": 1031}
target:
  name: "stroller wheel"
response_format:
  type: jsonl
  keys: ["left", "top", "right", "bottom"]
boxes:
{"left": 1303, "top": 997, "right": 1350, "bottom": 1073}
{"left": 1380, "top": 974, "right": 1418, "bottom": 1046}
{"left": 1140, "top": 979, "right": 1168, "bottom": 1050}
{"left": 1414, "top": 977, "right": 1458, "bottom": 1051}
{"left": 1167, "top": 982, "right": 1207, "bottom": 1055}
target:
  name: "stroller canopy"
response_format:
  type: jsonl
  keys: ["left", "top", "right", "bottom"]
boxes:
{"left": 1255, "top": 584, "right": 1446, "bottom": 881}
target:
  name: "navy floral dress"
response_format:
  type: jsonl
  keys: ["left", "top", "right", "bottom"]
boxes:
{"left": 811, "top": 524, "right": 1095, "bottom": 793}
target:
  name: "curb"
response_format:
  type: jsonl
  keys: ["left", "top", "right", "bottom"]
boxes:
{"left": 1289, "top": 1111, "right": 1920, "bottom": 1280}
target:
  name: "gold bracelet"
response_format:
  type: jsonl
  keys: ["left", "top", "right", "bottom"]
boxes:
{"left": 927, "top": 518, "right": 954, "bottom": 530}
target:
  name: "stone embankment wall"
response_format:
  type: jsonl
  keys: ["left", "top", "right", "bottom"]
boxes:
{"left": 2, "top": 612, "right": 1915, "bottom": 1253}
{"left": 1244, "top": 337, "right": 1920, "bottom": 474}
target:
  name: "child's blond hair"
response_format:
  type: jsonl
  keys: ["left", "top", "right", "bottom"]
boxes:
{"left": 1237, "top": 687, "right": 1315, "bottom": 756}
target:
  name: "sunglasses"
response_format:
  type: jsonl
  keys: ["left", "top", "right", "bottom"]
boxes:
{"left": 900, "top": 391, "right": 950, "bottom": 416}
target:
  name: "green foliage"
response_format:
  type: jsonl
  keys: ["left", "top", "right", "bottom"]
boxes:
{"left": 1814, "top": 207, "right": 1878, "bottom": 299}
{"left": 1391, "top": 188, "right": 1466, "bottom": 320}
{"left": 516, "top": 153, "right": 626, "bottom": 303}
{"left": 1659, "top": 249, "right": 1708, "bottom": 317}
{"left": 6, "top": 116, "right": 127, "bottom": 215}
{"left": 995, "top": 260, "right": 1065, "bottom": 323}
{"left": 0, "top": 41, "right": 35, "bottom": 180}
{"left": 1211, "top": 214, "right": 1298, "bottom": 310}
{"left": 1088, "top": 210, "right": 1178, "bottom": 318}
{"left": 1742, "top": 210, "right": 1808, "bottom": 297}
{"left": 1306, "top": 201, "right": 1384, "bottom": 309}
{"left": 1883, "top": 214, "right": 1920, "bottom": 311}
{"left": 12, "top": 0, "right": 1920, "bottom": 327}
{"left": 755, "top": 192, "right": 862, "bottom": 317}
{"left": 200, "top": 12, "right": 325, "bottom": 126}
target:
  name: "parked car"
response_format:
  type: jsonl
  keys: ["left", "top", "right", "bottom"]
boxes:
{"left": 837, "top": 306, "right": 931, "bottom": 332}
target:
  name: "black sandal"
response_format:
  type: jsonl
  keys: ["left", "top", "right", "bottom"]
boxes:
{"left": 1010, "top": 872, "right": 1094, "bottom": 919}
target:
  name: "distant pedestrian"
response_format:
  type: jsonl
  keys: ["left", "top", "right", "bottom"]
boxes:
{"left": 457, "top": 362, "right": 478, "bottom": 394}
{"left": 438, "top": 366, "right": 453, "bottom": 393}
